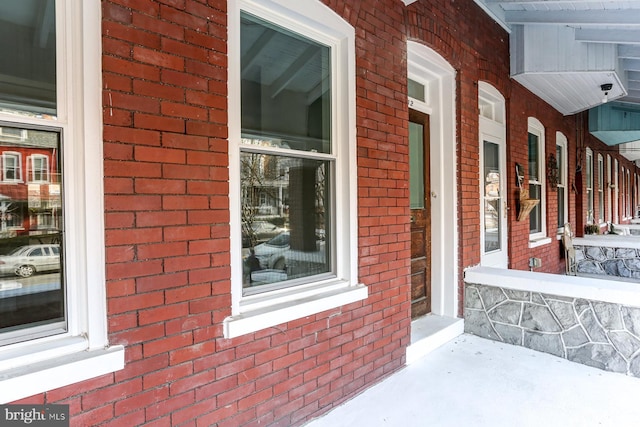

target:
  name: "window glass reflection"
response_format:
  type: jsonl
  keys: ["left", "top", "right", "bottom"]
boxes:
{"left": 240, "top": 12, "right": 331, "bottom": 154}
{"left": 484, "top": 141, "right": 500, "bottom": 253}
{"left": 0, "top": 126, "right": 64, "bottom": 341}
{"left": 241, "top": 152, "right": 330, "bottom": 291}
{"left": 0, "top": 0, "right": 57, "bottom": 117}
{"left": 409, "top": 121, "right": 424, "bottom": 209}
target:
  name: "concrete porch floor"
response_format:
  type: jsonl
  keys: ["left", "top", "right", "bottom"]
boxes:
{"left": 305, "top": 333, "right": 640, "bottom": 427}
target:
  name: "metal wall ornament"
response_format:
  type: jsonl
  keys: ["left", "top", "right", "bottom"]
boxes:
{"left": 547, "top": 153, "right": 559, "bottom": 189}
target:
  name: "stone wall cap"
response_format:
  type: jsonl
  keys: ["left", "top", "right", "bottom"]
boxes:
{"left": 575, "top": 235, "right": 640, "bottom": 250}
{"left": 465, "top": 266, "right": 640, "bottom": 308}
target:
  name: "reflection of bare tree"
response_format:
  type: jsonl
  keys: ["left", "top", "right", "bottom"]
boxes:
{"left": 240, "top": 149, "right": 328, "bottom": 254}
{"left": 0, "top": 200, "right": 16, "bottom": 234}
{"left": 241, "top": 154, "right": 261, "bottom": 248}
{"left": 240, "top": 153, "right": 283, "bottom": 247}
{"left": 316, "top": 164, "right": 325, "bottom": 236}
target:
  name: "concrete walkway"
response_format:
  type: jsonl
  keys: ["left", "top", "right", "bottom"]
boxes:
{"left": 305, "top": 334, "right": 640, "bottom": 427}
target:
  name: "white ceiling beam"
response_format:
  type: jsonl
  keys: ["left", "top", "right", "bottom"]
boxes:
{"left": 241, "top": 31, "right": 277, "bottom": 78}
{"left": 576, "top": 28, "right": 640, "bottom": 44}
{"left": 306, "top": 75, "right": 330, "bottom": 106}
{"left": 624, "top": 59, "right": 640, "bottom": 72}
{"left": 505, "top": 10, "right": 640, "bottom": 25}
{"left": 625, "top": 89, "right": 640, "bottom": 100}
{"left": 33, "top": 0, "right": 54, "bottom": 49}
{"left": 474, "top": 0, "right": 640, "bottom": 111}
{"left": 620, "top": 45, "right": 640, "bottom": 59}
{"left": 269, "top": 46, "right": 319, "bottom": 99}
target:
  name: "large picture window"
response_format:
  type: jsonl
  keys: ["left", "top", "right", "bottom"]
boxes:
{"left": 0, "top": 1, "right": 56, "bottom": 117}
{"left": 0, "top": 0, "right": 122, "bottom": 402}
{"left": 226, "top": 0, "right": 365, "bottom": 338}
{"left": 240, "top": 11, "right": 332, "bottom": 293}
{"left": 0, "top": 1, "right": 63, "bottom": 347}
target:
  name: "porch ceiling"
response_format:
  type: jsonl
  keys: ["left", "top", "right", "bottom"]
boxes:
{"left": 470, "top": 0, "right": 640, "bottom": 160}
{"left": 473, "top": 0, "right": 640, "bottom": 107}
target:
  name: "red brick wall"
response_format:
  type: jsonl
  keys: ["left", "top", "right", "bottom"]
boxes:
{"left": 10, "top": 0, "right": 639, "bottom": 426}
{"left": 582, "top": 121, "right": 640, "bottom": 231}
{"left": 405, "top": 0, "right": 581, "bottom": 279}
{"left": 101, "top": 0, "right": 411, "bottom": 425}
{"left": 11, "top": 1, "right": 410, "bottom": 426}
{"left": 505, "top": 84, "right": 577, "bottom": 273}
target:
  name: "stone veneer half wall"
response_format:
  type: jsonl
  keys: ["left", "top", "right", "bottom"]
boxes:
{"left": 464, "top": 282, "right": 640, "bottom": 377}
{"left": 572, "top": 236, "right": 640, "bottom": 279}
{"left": 574, "top": 244, "right": 640, "bottom": 278}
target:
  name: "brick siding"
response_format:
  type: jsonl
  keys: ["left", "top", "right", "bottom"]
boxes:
{"left": 8, "top": 0, "right": 640, "bottom": 426}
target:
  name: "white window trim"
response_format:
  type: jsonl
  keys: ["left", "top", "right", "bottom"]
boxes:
{"left": 29, "top": 154, "right": 50, "bottom": 183}
{"left": 0, "top": 127, "right": 27, "bottom": 140}
{"left": 528, "top": 117, "right": 546, "bottom": 242}
{"left": 556, "top": 132, "right": 568, "bottom": 233}
{"left": 478, "top": 81, "right": 508, "bottom": 268}
{"left": 636, "top": 173, "right": 639, "bottom": 218}
{"left": 620, "top": 166, "right": 625, "bottom": 219}
{"left": 225, "top": 0, "right": 366, "bottom": 338}
{"left": 586, "top": 148, "right": 593, "bottom": 224}
{"left": 607, "top": 155, "right": 612, "bottom": 222}
{"left": 0, "top": 0, "right": 123, "bottom": 404}
{"left": 2, "top": 151, "right": 22, "bottom": 183}
{"left": 614, "top": 159, "right": 619, "bottom": 223}
{"left": 597, "top": 154, "right": 604, "bottom": 223}
{"left": 407, "top": 42, "right": 458, "bottom": 319}
{"left": 626, "top": 168, "right": 632, "bottom": 219}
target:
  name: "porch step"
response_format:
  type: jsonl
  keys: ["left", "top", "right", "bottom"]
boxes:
{"left": 406, "top": 314, "right": 463, "bottom": 364}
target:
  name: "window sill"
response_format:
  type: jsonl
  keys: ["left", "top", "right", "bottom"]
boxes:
{"left": 0, "top": 338, "right": 124, "bottom": 403}
{"left": 528, "top": 237, "right": 552, "bottom": 248}
{"left": 224, "top": 282, "right": 368, "bottom": 338}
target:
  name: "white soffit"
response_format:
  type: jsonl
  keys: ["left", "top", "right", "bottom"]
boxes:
{"left": 474, "top": 0, "right": 640, "bottom": 114}
{"left": 512, "top": 71, "right": 626, "bottom": 115}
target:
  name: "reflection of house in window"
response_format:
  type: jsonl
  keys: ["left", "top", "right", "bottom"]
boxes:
{"left": 0, "top": 129, "right": 60, "bottom": 237}
{"left": 0, "top": 127, "right": 27, "bottom": 140}
{"left": 259, "top": 191, "right": 268, "bottom": 207}
{"left": 29, "top": 154, "right": 49, "bottom": 182}
{"left": 3, "top": 152, "right": 22, "bottom": 182}
{"left": 241, "top": 150, "right": 291, "bottom": 221}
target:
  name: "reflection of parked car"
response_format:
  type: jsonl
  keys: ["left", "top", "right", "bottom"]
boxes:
{"left": 243, "top": 232, "right": 328, "bottom": 286}
{"left": 242, "top": 221, "right": 284, "bottom": 248}
{"left": 0, "top": 244, "right": 60, "bottom": 278}
{"left": 252, "top": 232, "right": 290, "bottom": 270}
{"left": 249, "top": 232, "right": 327, "bottom": 271}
